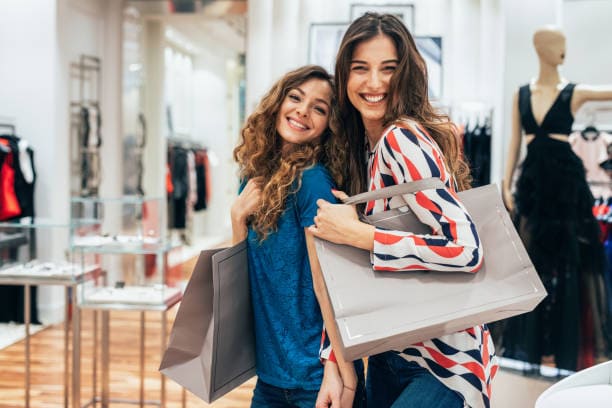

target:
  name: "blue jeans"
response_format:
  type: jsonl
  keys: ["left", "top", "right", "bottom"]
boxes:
{"left": 251, "top": 359, "right": 366, "bottom": 408}
{"left": 366, "top": 352, "right": 464, "bottom": 408}
{"left": 250, "top": 380, "right": 319, "bottom": 408}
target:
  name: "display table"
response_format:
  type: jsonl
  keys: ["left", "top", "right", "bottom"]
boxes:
{"left": 0, "top": 264, "right": 102, "bottom": 408}
{"left": 79, "top": 294, "right": 185, "bottom": 408}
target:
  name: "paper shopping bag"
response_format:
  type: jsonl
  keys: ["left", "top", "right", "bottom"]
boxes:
{"left": 159, "top": 240, "right": 255, "bottom": 402}
{"left": 314, "top": 180, "right": 546, "bottom": 361}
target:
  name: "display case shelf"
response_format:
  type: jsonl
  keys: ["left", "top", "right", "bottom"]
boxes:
{"left": 70, "top": 196, "right": 183, "bottom": 309}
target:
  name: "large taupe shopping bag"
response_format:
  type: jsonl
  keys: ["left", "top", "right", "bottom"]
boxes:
{"left": 314, "top": 179, "right": 547, "bottom": 361}
{"left": 159, "top": 241, "right": 256, "bottom": 403}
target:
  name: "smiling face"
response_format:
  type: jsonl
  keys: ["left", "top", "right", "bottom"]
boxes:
{"left": 275, "top": 78, "right": 332, "bottom": 148}
{"left": 346, "top": 34, "right": 398, "bottom": 137}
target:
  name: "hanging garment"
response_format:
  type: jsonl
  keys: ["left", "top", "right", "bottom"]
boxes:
{"left": 569, "top": 130, "right": 612, "bottom": 199}
{"left": 194, "top": 149, "right": 207, "bottom": 211}
{"left": 170, "top": 146, "right": 188, "bottom": 229}
{"left": 462, "top": 121, "right": 492, "bottom": 188}
{"left": 0, "top": 134, "right": 34, "bottom": 219}
{"left": 497, "top": 83, "right": 611, "bottom": 371}
{"left": 0, "top": 140, "right": 21, "bottom": 220}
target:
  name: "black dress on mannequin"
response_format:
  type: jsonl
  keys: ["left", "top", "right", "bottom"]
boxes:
{"left": 499, "top": 83, "right": 610, "bottom": 370}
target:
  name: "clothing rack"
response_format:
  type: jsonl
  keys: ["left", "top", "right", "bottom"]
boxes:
{"left": 573, "top": 106, "right": 612, "bottom": 133}
{"left": 167, "top": 136, "right": 204, "bottom": 150}
{"left": 0, "top": 123, "right": 16, "bottom": 135}
{"left": 0, "top": 115, "right": 17, "bottom": 135}
{"left": 0, "top": 120, "right": 17, "bottom": 153}
{"left": 587, "top": 180, "right": 612, "bottom": 186}
{"left": 69, "top": 54, "right": 102, "bottom": 197}
{"left": 450, "top": 102, "right": 494, "bottom": 128}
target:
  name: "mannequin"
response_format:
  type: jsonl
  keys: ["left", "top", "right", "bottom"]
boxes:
{"left": 503, "top": 26, "right": 612, "bottom": 207}
{"left": 499, "top": 26, "right": 612, "bottom": 371}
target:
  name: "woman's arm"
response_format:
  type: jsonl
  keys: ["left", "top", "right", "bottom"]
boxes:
{"left": 230, "top": 178, "right": 261, "bottom": 244}
{"left": 311, "top": 124, "right": 483, "bottom": 274}
{"left": 306, "top": 230, "right": 357, "bottom": 408}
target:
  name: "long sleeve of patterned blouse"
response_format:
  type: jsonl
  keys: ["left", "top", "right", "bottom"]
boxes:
{"left": 367, "top": 120, "right": 484, "bottom": 273}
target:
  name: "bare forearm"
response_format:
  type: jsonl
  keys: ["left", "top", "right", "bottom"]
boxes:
{"left": 231, "top": 208, "right": 248, "bottom": 245}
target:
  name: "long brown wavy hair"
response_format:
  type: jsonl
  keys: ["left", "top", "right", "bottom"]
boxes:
{"left": 335, "top": 12, "right": 471, "bottom": 195}
{"left": 234, "top": 65, "right": 346, "bottom": 240}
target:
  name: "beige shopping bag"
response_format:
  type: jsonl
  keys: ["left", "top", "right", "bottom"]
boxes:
{"left": 314, "top": 179, "right": 547, "bottom": 361}
{"left": 159, "top": 241, "right": 256, "bottom": 403}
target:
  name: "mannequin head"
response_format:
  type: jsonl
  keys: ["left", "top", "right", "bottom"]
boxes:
{"left": 533, "top": 26, "right": 566, "bottom": 66}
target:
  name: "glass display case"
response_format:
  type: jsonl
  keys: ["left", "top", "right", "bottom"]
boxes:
{"left": 70, "top": 196, "right": 182, "bottom": 310}
{"left": 0, "top": 217, "right": 100, "bottom": 284}
{"left": 0, "top": 217, "right": 100, "bottom": 408}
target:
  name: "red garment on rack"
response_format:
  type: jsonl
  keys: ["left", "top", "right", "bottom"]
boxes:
{"left": 0, "top": 140, "right": 21, "bottom": 220}
{"left": 166, "top": 163, "right": 174, "bottom": 195}
{"left": 202, "top": 150, "right": 211, "bottom": 203}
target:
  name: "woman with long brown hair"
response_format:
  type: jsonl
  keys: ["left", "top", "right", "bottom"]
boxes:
{"left": 232, "top": 65, "right": 364, "bottom": 408}
{"left": 310, "top": 14, "right": 497, "bottom": 408}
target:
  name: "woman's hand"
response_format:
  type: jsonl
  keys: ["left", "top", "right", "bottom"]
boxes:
{"left": 309, "top": 190, "right": 375, "bottom": 251}
{"left": 231, "top": 178, "right": 262, "bottom": 244}
{"left": 316, "top": 360, "right": 345, "bottom": 408}
{"left": 502, "top": 186, "right": 514, "bottom": 214}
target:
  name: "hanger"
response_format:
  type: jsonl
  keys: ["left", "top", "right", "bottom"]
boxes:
{"left": 0, "top": 123, "right": 16, "bottom": 136}
{"left": 581, "top": 124, "right": 599, "bottom": 140}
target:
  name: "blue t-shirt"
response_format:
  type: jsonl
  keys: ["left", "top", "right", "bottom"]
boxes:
{"left": 242, "top": 164, "right": 336, "bottom": 390}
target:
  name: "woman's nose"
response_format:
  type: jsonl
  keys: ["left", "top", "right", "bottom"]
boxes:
{"left": 296, "top": 104, "right": 308, "bottom": 117}
{"left": 367, "top": 70, "right": 382, "bottom": 88}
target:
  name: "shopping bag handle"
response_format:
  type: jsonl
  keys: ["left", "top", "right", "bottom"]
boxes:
{"left": 342, "top": 178, "right": 445, "bottom": 205}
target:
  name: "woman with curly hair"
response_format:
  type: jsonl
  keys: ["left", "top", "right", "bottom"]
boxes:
{"left": 310, "top": 13, "right": 497, "bottom": 408}
{"left": 231, "top": 65, "right": 365, "bottom": 408}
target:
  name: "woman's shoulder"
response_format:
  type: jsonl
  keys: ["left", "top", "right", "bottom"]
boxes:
{"left": 382, "top": 117, "right": 423, "bottom": 138}
{"left": 378, "top": 117, "right": 431, "bottom": 150}
{"left": 295, "top": 164, "right": 335, "bottom": 204}
{"left": 300, "top": 163, "right": 333, "bottom": 184}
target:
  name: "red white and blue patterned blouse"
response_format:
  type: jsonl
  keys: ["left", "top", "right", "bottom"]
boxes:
{"left": 321, "top": 119, "right": 498, "bottom": 408}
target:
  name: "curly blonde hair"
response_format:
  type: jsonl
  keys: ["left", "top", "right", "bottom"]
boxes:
{"left": 233, "top": 65, "right": 347, "bottom": 240}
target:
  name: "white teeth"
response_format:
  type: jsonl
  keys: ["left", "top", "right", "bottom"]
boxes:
{"left": 364, "top": 94, "right": 385, "bottom": 103}
{"left": 288, "top": 118, "right": 307, "bottom": 130}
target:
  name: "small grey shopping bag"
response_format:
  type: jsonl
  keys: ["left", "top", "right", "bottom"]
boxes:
{"left": 159, "top": 241, "right": 255, "bottom": 402}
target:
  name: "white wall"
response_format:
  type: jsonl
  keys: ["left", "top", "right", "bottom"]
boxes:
{"left": 0, "top": 0, "right": 124, "bottom": 323}
{"left": 562, "top": 0, "right": 612, "bottom": 126}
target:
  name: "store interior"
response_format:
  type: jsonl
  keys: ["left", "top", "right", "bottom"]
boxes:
{"left": 1, "top": 0, "right": 611, "bottom": 407}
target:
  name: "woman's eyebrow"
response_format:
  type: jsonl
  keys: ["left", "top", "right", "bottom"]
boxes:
{"left": 350, "top": 59, "right": 399, "bottom": 64}
{"left": 294, "top": 87, "right": 330, "bottom": 108}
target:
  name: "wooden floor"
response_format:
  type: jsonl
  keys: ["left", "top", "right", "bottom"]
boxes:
{"left": 0, "top": 308, "right": 255, "bottom": 408}
{"left": 0, "top": 308, "right": 553, "bottom": 408}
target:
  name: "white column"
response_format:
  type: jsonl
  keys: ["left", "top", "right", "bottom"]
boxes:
{"left": 246, "top": 0, "right": 273, "bottom": 116}
{"left": 143, "top": 21, "right": 166, "bottom": 197}
{"left": 100, "top": 0, "right": 125, "bottom": 199}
